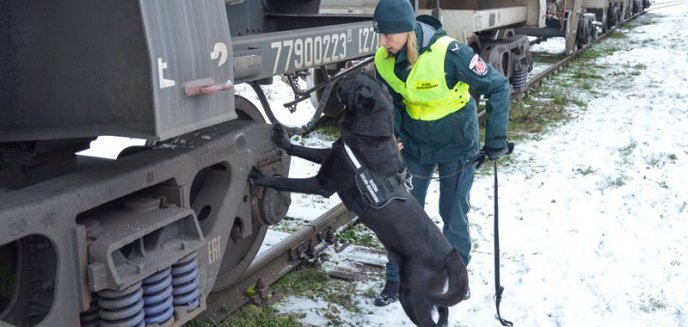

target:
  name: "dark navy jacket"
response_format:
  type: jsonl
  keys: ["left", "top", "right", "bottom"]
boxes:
{"left": 376, "top": 15, "right": 510, "bottom": 164}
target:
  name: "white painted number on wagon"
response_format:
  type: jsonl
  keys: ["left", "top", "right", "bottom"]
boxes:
{"left": 208, "top": 236, "right": 222, "bottom": 264}
{"left": 211, "top": 42, "right": 229, "bottom": 67}
{"left": 271, "top": 32, "right": 347, "bottom": 74}
{"left": 157, "top": 58, "right": 176, "bottom": 89}
{"left": 358, "top": 26, "right": 378, "bottom": 54}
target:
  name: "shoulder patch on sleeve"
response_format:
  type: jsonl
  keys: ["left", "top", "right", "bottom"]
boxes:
{"left": 449, "top": 41, "right": 461, "bottom": 53}
{"left": 468, "top": 54, "right": 488, "bottom": 76}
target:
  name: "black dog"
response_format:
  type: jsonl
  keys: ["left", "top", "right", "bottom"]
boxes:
{"left": 250, "top": 72, "right": 468, "bottom": 327}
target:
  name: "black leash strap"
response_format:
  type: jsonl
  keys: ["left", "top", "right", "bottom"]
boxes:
{"left": 493, "top": 159, "right": 513, "bottom": 326}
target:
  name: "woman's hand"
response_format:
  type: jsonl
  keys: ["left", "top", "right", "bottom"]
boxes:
{"left": 394, "top": 135, "right": 404, "bottom": 150}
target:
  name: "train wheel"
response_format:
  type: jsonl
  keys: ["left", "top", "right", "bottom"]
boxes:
{"left": 208, "top": 95, "right": 271, "bottom": 292}
{"left": 607, "top": 6, "right": 616, "bottom": 30}
{"left": 235, "top": 95, "right": 267, "bottom": 123}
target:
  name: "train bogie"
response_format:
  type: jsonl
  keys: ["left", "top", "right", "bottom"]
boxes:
{"left": 0, "top": 121, "right": 290, "bottom": 326}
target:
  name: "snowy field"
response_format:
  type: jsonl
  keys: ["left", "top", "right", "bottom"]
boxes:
{"left": 247, "top": 2, "right": 688, "bottom": 326}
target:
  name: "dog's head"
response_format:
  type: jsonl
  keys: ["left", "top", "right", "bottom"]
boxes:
{"left": 336, "top": 72, "right": 395, "bottom": 137}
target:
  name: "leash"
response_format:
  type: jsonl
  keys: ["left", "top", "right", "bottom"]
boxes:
{"left": 492, "top": 158, "right": 513, "bottom": 326}
{"left": 465, "top": 143, "right": 515, "bottom": 326}
{"left": 426, "top": 144, "right": 515, "bottom": 326}
{"left": 407, "top": 142, "right": 515, "bottom": 326}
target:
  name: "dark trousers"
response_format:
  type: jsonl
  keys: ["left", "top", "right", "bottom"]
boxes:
{"left": 385, "top": 155, "right": 475, "bottom": 283}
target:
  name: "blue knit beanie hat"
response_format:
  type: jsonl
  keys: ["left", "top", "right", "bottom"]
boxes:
{"left": 373, "top": 0, "right": 416, "bottom": 34}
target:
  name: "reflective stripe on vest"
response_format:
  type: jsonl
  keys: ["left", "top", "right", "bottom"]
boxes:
{"left": 374, "top": 36, "right": 470, "bottom": 121}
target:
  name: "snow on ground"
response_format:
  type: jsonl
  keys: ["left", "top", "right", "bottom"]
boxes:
{"left": 241, "top": 2, "right": 688, "bottom": 326}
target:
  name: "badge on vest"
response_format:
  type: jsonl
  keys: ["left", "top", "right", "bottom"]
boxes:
{"left": 415, "top": 80, "right": 440, "bottom": 90}
{"left": 469, "top": 54, "right": 488, "bottom": 76}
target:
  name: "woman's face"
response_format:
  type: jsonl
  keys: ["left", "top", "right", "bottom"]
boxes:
{"left": 379, "top": 32, "right": 408, "bottom": 55}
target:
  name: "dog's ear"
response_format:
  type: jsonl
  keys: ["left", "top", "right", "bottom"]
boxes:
{"left": 354, "top": 84, "right": 376, "bottom": 109}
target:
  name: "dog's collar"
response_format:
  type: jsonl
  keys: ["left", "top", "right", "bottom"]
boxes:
{"left": 342, "top": 141, "right": 412, "bottom": 215}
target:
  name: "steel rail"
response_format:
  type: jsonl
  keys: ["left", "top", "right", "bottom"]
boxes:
{"left": 479, "top": 4, "right": 669, "bottom": 119}
{"left": 198, "top": 203, "right": 355, "bottom": 324}
{"left": 527, "top": 12, "right": 643, "bottom": 90}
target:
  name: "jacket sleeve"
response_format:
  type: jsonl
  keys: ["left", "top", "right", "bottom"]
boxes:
{"left": 445, "top": 41, "right": 510, "bottom": 149}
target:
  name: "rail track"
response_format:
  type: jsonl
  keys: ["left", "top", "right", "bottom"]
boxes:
{"left": 198, "top": 203, "right": 355, "bottom": 323}
{"left": 198, "top": 3, "right": 679, "bottom": 324}
{"left": 524, "top": 1, "right": 681, "bottom": 94}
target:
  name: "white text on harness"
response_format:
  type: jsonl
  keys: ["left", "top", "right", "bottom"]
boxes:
{"left": 359, "top": 172, "right": 380, "bottom": 203}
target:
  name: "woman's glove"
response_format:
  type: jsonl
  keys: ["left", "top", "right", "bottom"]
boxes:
{"left": 482, "top": 142, "right": 515, "bottom": 160}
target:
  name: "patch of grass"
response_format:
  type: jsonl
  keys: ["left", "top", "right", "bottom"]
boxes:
{"left": 273, "top": 265, "right": 330, "bottom": 296}
{"left": 571, "top": 70, "right": 604, "bottom": 80}
{"left": 578, "top": 47, "right": 615, "bottom": 61}
{"left": 361, "top": 285, "right": 380, "bottom": 299}
{"left": 608, "top": 175, "right": 628, "bottom": 188}
{"left": 508, "top": 89, "right": 574, "bottom": 137}
{"left": 186, "top": 318, "right": 216, "bottom": 327}
{"left": 639, "top": 294, "right": 667, "bottom": 313}
{"left": 271, "top": 265, "right": 363, "bottom": 323}
{"left": 308, "top": 124, "right": 340, "bottom": 141}
{"left": 532, "top": 53, "right": 568, "bottom": 64}
{"left": 578, "top": 80, "right": 593, "bottom": 91}
{"left": 624, "top": 63, "right": 648, "bottom": 77}
{"left": 618, "top": 142, "right": 637, "bottom": 161}
{"left": 337, "top": 223, "right": 383, "bottom": 250}
{"left": 645, "top": 156, "right": 663, "bottom": 168}
{"left": 606, "top": 30, "right": 629, "bottom": 39}
{"left": 322, "top": 281, "right": 360, "bottom": 312}
{"left": 220, "top": 305, "right": 303, "bottom": 327}
{"left": 575, "top": 166, "right": 597, "bottom": 176}
{"left": 571, "top": 98, "right": 588, "bottom": 108}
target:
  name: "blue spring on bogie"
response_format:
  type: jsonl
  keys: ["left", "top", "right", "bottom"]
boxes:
{"left": 98, "top": 282, "right": 145, "bottom": 327}
{"left": 142, "top": 267, "right": 174, "bottom": 325}
{"left": 171, "top": 253, "right": 200, "bottom": 311}
{"left": 510, "top": 70, "right": 528, "bottom": 90}
{"left": 79, "top": 294, "right": 100, "bottom": 327}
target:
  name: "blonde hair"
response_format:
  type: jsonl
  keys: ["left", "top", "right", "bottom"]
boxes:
{"left": 406, "top": 31, "right": 418, "bottom": 67}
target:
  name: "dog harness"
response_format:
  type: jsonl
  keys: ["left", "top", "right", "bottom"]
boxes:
{"left": 342, "top": 141, "right": 412, "bottom": 216}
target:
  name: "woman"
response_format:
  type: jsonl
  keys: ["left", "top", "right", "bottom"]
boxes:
{"left": 371, "top": 0, "right": 512, "bottom": 307}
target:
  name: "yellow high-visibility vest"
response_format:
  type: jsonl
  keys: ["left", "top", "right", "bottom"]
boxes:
{"left": 375, "top": 36, "right": 470, "bottom": 121}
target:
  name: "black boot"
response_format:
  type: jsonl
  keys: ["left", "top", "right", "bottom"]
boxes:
{"left": 437, "top": 306, "right": 449, "bottom": 327}
{"left": 374, "top": 281, "right": 399, "bottom": 306}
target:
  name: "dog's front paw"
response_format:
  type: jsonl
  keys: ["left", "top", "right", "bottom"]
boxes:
{"left": 249, "top": 166, "right": 266, "bottom": 185}
{"left": 272, "top": 124, "right": 293, "bottom": 153}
